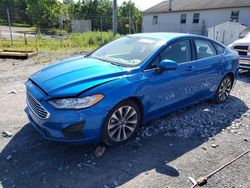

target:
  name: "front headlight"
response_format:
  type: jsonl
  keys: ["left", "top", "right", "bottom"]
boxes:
{"left": 48, "top": 94, "right": 104, "bottom": 109}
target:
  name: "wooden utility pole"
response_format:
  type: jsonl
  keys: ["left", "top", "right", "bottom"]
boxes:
{"left": 129, "top": 11, "right": 131, "bottom": 34}
{"left": 6, "top": 8, "right": 13, "bottom": 46}
{"left": 113, "top": 0, "right": 117, "bottom": 36}
{"left": 100, "top": 17, "right": 103, "bottom": 44}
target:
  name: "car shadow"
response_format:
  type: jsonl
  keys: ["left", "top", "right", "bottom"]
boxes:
{"left": 0, "top": 96, "right": 248, "bottom": 188}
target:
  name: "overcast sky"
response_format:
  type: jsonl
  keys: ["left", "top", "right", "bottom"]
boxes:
{"left": 60, "top": 0, "right": 163, "bottom": 11}
{"left": 117, "top": 0, "right": 163, "bottom": 10}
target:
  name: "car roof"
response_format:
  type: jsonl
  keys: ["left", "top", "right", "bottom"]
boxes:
{"left": 129, "top": 32, "right": 201, "bottom": 43}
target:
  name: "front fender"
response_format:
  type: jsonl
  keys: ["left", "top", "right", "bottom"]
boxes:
{"left": 82, "top": 72, "right": 146, "bottom": 112}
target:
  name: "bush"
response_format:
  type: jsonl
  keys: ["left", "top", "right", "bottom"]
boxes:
{"left": 1, "top": 31, "right": 122, "bottom": 53}
{"left": 40, "top": 28, "right": 68, "bottom": 36}
{"left": 68, "top": 32, "right": 121, "bottom": 49}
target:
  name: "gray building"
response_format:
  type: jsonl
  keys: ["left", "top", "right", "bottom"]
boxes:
{"left": 71, "top": 19, "right": 92, "bottom": 33}
{"left": 142, "top": 0, "right": 250, "bottom": 35}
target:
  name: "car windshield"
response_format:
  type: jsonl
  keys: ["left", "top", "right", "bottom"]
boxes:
{"left": 88, "top": 36, "right": 164, "bottom": 67}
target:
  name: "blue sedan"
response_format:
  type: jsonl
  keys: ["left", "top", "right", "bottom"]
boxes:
{"left": 25, "top": 33, "right": 239, "bottom": 145}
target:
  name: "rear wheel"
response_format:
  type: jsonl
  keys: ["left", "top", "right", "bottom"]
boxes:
{"left": 103, "top": 100, "right": 141, "bottom": 146}
{"left": 214, "top": 75, "right": 233, "bottom": 103}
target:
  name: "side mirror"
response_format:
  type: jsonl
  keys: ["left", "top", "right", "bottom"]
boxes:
{"left": 156, "top": 59, "right": 178, "bottom": 74}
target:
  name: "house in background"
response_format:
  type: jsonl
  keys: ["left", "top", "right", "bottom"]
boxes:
{"left": 142, "top": 0, "right": 250, "bottom": 35}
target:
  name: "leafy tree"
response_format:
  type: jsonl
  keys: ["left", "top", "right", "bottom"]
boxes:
{"left": 0, "top": 0, "right": 143, "bottom": 35}
{"left": 69, "top": 0, "right": 142, "bottom": 33}
{"left": 67, "top": 0, "right": 82, "bottom": 19}
{"left": 77, "top": 0, "right": 113, "bottom": 31}
{"left": 96, "top": 0, "right": 113, "bottom": 31}
{"left": 118, "top": 0, "right": 142, "bottom": 34}
{"left": 26, "top": 0, "right": 63, "bottom": 28}
{"left": 63, "top": 0, "right": 71, "bottom": 4}
{"left": 0, "top": 0, "right": 29, "bottom": 24}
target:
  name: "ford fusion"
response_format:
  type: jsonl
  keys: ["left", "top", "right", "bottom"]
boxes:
{"left": 25, "top": 33, "right": 239, "bottom": 145}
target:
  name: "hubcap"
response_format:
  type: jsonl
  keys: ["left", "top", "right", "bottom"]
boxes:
{"left": 219, "top": 78, "right": 232, "bottom": 101}
{"left": 108, "top": 106, "right": 138, "bottom": 142}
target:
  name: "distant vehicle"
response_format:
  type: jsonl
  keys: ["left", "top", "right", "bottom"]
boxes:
{"left": 25, "top": 33, "right": 239, "bottom": 146}
{"left": 228, "top": 33, "right": 250, "bottom": 70}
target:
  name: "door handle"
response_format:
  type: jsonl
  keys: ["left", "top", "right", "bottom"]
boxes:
{"left": 186, "top": 66, "right": 194, "bottom": 71}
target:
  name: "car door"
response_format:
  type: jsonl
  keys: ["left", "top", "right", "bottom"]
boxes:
{"left": 192, "top": 38, "right": 224, "bottom": 97}
{"left": 142, "top": 39, "right": 202, "bottom": 119}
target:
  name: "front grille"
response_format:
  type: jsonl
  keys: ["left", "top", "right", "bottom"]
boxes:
{"left": 240, "top": 61, "right": 250, "bottom": 65}
{"left": 234, "top": 45, "right": 248, "bottom": 50}
{"left": 27, "top": 91, "right": 50, "bottom": 119}
{"left": 233, "top": 45, "right": 249, "bottom": 56}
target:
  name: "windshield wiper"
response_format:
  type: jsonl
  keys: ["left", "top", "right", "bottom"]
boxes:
{"left": 88, "top": 56, "right": 121, "bottom": 66}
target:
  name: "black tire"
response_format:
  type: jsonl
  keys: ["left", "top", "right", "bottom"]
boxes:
{"left": 102, "top": 100, "right": 141, "bottom": 146}
{"left": 214, "top": 75, "right": 233, "bottom": 103}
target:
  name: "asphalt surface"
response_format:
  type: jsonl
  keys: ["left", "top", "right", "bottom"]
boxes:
{"left": 0, "top": 53, "right": 249, "bottom": 188}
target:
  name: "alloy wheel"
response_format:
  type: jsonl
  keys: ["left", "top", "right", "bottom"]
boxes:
{"left": 107, "top": 106, "right": 138, "bottom": 142}
{"left": 218, "top": 77, "right": 232, "bottom": 101}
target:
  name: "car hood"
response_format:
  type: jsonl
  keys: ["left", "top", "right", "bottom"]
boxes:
{"left": 230, "top": 38, "right": 250, "bottom": 46}
{"left": 30, "top": 56, "right": 135, "bottom": 97}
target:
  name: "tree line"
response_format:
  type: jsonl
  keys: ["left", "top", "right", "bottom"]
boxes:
{"left": 0, "top": 0, "right": 142, "bottom": 34}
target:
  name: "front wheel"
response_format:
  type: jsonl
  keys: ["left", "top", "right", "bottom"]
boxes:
{"left": 214, "top": 75, "right": 233, "bottom": 103}
{"left": 103, "top": 100, "right": 141, "bottom": 146}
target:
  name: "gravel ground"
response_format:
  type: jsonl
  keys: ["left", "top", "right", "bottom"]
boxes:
{"left": 0, "top": 53, "right": 249, "bottom": 188}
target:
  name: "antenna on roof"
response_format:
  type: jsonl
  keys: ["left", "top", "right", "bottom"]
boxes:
{"left": 169, "top": 0, "right": 173, "bottom": 11}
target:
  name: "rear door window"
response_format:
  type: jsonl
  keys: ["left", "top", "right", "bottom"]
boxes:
{"left": 194, "top": 39, "right": 217, "bottom": 60}
{"left": 213, "top": 42, "right": 225, "bottom": 55}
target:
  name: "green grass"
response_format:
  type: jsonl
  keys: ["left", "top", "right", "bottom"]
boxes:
{"left": 0, "top": 32, "right": 121, "bottom": 53}
{"left": 0, "top": 22, "right": 32, "bottom": 27}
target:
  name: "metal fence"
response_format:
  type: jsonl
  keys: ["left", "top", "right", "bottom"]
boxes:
{"left": 0, "top": 3, "right": 141, "bottom": 34}
{"left": 0, "top": 2, "right": 141, "bottom": 52}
